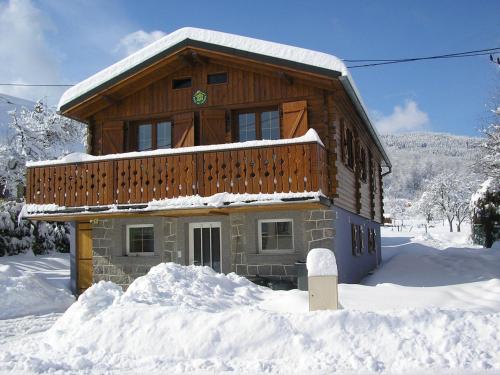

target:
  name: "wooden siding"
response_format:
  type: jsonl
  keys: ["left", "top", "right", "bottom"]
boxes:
{"left": 328, "top": 90, "right": 385, "bottom": 223}
{"left": 26, "top": 142, "right": 328, "bottom": 207}
{"left": 47, "top": 51, "right": 386, "bottom": 221}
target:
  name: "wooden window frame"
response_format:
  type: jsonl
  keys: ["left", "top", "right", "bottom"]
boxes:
{"left": 126, "top": 224, "right": 155, "bottom": 256}
{"left": 207, "top": 72, "right": 228, "bottom": 85}
{"left": 233, "top": 106, "right": 280, "bottom": 142}
{"left": 258, "top": 218, "right": 294, "bottom": 254}
{"left": 131, "top": 119, "right": 173, "bottom": 152}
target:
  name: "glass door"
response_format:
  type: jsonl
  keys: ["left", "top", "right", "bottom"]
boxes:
{"left": 189, "top": 222, "right": 221, "bottom": 272}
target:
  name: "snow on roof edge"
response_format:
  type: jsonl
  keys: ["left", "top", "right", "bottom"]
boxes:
{"left": 27, "top": 128, "right": 323, "bottom": 167}
{"left": 58, "top": 27, "right": 348, "bottom": 111}
{"left": 21, "top": 191, "right": 325, "bottom": 218}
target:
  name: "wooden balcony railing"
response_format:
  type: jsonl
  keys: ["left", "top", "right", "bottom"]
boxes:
{"left": 26, "top": 141, "right": 328, "bottom": 208}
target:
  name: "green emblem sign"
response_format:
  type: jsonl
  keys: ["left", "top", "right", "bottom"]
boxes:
{"left": 192, "top": 90, "right": 207, "bottom": 105}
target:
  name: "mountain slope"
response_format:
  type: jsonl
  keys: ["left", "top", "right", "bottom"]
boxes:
{"left": 381, "top": 132, "right": 483, "bottom": 201}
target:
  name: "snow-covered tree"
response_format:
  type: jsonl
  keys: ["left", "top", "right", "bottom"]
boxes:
{"left": 414, "top": 192, "right": 437, "bottom": 224}
{"left": 421, "top": 173, "right": 478, "bottom": 232}
{"left": 477, "top": 105, "right": 500, "bottom": 180}
{"left": 0, "top": 101, "right": 86, "bottom": 197}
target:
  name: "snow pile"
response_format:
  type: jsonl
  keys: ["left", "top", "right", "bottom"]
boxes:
{"left": 306, "top": 248, "right": 338, "bottom": 276}
{"left": 27, "top": 128, "right": 323, "bottom": 167}
{"left": 0, "top": 262, "right": 74, "bottom": 319}
{"left": 0, "top": 261, "right": 496, "bottom": 374}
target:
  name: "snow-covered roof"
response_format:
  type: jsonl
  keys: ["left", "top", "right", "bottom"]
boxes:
{"left": 57, "top": 27, "right": 390, "bottom": 167}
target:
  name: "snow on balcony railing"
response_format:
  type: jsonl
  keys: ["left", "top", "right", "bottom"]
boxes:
{"left": 25, "top": 130, "right": 329, "bottom": 208}
{"left": 27, "top": 129, "right": 324, "bottom": 168}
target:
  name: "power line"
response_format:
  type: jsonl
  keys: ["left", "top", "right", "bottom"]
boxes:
{"left": 0, "top": 46, "right": 498, "bottom": 87}
{"left": 346, "top": 49, "right": 500, "bottom": 69}
{"left": 343, "top": 47, "right": 500, "bottom": 62}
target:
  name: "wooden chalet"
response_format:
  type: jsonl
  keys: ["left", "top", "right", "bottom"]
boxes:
{"left": 24, "top": 28, "right": 391, "bottom": 293}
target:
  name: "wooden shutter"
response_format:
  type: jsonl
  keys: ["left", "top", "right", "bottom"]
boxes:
{"left": 351, "top": 223, "right": 357, "bottom": 256}
{"left": 101, "top": 121, "right": 124, "bottom": 155}
{"left": 200, "top": 109, "right": 226, "bottom": 145}
{"left": 281, "top": 100, "right": 308, "bottom": 138}
{"left": 339, "top": 120, "right": 346, "bottom": 163}
{"left": 173, "top": 112, "right": 195, "bottom": 148}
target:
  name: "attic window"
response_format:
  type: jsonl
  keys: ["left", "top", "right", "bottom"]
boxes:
{"left": 207, "top": 72, "right": 227, "bottom": 85}
{"left": 172, "top": 77, "right": 192, "bottom": 89}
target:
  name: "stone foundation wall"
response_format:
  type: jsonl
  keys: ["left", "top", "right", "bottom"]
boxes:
{"left": 229, "top": 208, "right": 336, "bottom": 283}
{"left": 92, "top": 218, "right": 176, "bottom": 290}
{"left": 304, "top": 209, "right": 336, "bottom": 251}
{"left": 89, "top": 208, "right": 338, "bottom": 290}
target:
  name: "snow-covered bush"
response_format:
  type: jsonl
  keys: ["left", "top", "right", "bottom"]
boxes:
{"left": 471, "top": 179, "right": 500, "bottom": 248}
{"left": 0, "top": 201, "right": 69, "bottom": 256}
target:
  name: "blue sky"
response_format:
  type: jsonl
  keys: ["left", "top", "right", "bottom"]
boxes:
{"left": 0, "top": 0, "right": 498, "bottom": 136}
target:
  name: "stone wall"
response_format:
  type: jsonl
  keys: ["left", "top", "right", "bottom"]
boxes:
{"left": 229, "top": 208, "right": 336, "bottom": 284}
{"left": 304, "top": 209, "right": 336, "bottom": 251}
{"left": 88, "top": 207, "right": 340, "bottom": 290}
{"left": 92, "top": 218, "right": 176, "bottom": 290}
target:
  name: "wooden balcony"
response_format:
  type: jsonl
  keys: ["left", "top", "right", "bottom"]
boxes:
{"left": 26, "top": 141, "right": 328, "bottom": 209}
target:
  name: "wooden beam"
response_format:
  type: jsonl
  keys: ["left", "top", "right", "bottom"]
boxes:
{"left": 24, "top": 200, "right": 328, "bottom": 222}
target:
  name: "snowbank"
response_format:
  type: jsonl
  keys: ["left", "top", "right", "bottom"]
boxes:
{"left": 306, "top": 248, "right": 338, "bottom": 276}
{"left": 1, "top": 262, "right": 496, "bottom": 374}
{"left": 0, "top": 257, "right": 74, "bottom": 319}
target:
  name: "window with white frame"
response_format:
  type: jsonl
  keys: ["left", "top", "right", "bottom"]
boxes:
{"left": 258, "top": 219, "right": 294, "bottom": 252}
{"left": 127, "top": 224, "right": 154, "bottom": 255}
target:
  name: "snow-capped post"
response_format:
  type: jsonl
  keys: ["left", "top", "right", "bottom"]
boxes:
{"left": 306, "top": 248, "right": 338, "bottom": 311}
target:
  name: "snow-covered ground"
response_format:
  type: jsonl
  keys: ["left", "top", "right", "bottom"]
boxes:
{"left": 0, "top": 252, "right": 74, "bottom": 319}
{"left": 0, "top": 224, "right": 499, "bottom": 374}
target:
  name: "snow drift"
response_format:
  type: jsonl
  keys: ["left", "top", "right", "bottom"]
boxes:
{"left": 0, "top": 263, "right": 74, "bottom": 319}
{"left": 3, "top": 262, "right": 496, "bottom": 374}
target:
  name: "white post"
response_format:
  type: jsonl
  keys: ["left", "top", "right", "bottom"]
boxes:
{"left": 306, "top": 248, "right": 338, "bottom": 311}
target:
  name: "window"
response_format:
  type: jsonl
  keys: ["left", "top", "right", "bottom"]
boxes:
{"left": 351, "top": 223, "right": 364, "bottom": 256}
{"left": 172, "top": 77, "right": 192, "bottom": 89}
{"left": 138, "top": 124, "right": 152, "bottom": 151}
{"left": 127, "top": 224, "right": 154, "bottom": 255}
{"left": 238, "top": 112, "right": 256, "bottom": 142}
{"left": 260, "top": 110, "right": 280, "bottom": 140}
{"left": 207, "top": 72, "right": 227, "bottom": 85}
{"left": 236, "top": 108, "right": 280, "bottom": 142}
{"left": 133, "top": 120, "right": 172, "bottom": 151}
{"left": 157, "top": 121, "right": 172, "bottom": 149}
{"left": 258, "top": 219, "right": 294, "bottom": 252}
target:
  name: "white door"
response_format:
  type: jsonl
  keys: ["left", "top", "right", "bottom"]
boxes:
{"left": 189, "top": 222, "right": 222, "bottom": 272}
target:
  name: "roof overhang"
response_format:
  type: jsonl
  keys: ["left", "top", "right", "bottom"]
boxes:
{"left": 24, "top": 197, "right": 330, "bottom": 222}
